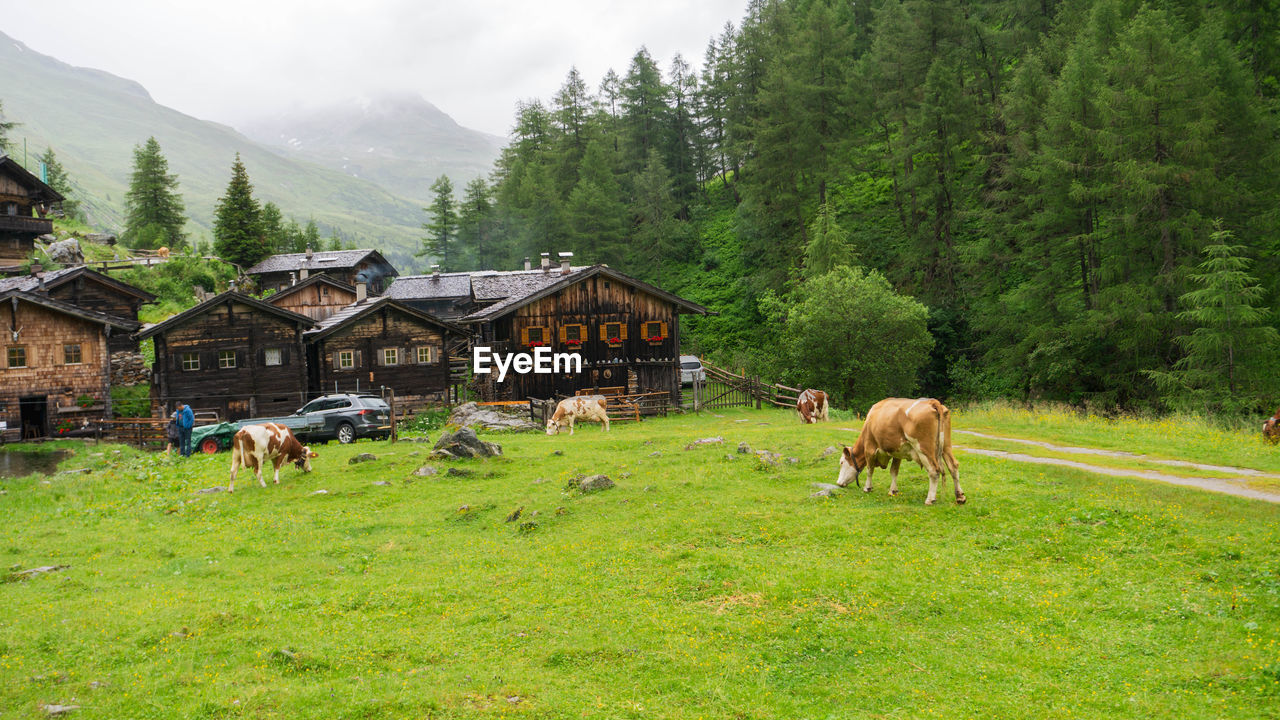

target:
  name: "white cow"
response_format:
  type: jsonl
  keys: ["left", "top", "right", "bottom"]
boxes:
{"left": 228, "top": 422, "right": 316, "bottom": 492}
{"left": 546, "top": 395, "right": 611, "bottom": 435}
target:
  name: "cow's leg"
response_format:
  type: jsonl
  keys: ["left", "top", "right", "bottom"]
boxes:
{"left": 273, "top": 456, "right": 284, "bottom": 485}
{"left": 888, "top": 459, "right": 901, "bottom": 496}
{"left": 603, "top": 415, "right": 610, "bottom": 432}
{"left": 945, "top": 450, "right": 964, "bottom": 504}
{"left": 863, "top": 465, "right": 874, "bottom": 493}
{"left": 254, "top": 456, "right": 266, "bottom": 488}
{"left": 568, "top": 417, "right": 575, "bottom": 435}
{"left": 921, "top": 456, "right": 940, "bottom": 505}
{"left": 228, "top": 451, "right": 241, "bottom": 493}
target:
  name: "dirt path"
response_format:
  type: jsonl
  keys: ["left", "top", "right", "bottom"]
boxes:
{"left": 836, "top": 426, "right": 1280, "bottom": 504}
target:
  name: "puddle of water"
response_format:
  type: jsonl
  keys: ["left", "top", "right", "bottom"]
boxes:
{"left": 0, "top": 449, "right": 71, "bottom": 478}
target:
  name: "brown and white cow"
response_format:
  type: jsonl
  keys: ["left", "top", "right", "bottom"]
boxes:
{"left": 228, "top": 422, "right": 316, "bottom": 492}
{"left": 1264, "top": 408, "right": 1280, "bottom": 443}
{"left": 835, "top": 397, "right": 964, "bottom": 505}
{"left": 796, "top": 389, "right": 830, "bottom": 424}
{"left": 546, "top": 395, "right": 611, "bottom": 436}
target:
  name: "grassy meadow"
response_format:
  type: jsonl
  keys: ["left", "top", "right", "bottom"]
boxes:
{"left": 2, "top": 406, "right": 1279, "bottom": 719}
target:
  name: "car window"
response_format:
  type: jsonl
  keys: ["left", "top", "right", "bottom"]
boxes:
{"left": 330, "top": 399, "right": 353, "bottom": 410}
{"left": 359, "top": 398, "right": 390, "bottom": 410}
{"left": 681, "top": 361, "right": 702, "bottom": 369}
{"left": 299, "top": 399, "right": 324, "bottom": 414}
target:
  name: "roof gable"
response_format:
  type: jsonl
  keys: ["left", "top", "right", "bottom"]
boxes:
{"left": 0, "top": 289, "right": 140, "bottom": 331}
{"left": 304, "top": 296, "right": 469, "bottom": 342}
{"left": 245, "top": 249, "right": 398, "bottom": 277}
{"left": 43, "top": 266, "right": 157, "bottom": 302}
{"left": 136, "top": 291, "right": 315, "bottom": 339}
{"left": 461, "top": 265, "right": 714, "bottom": 322}
{"left": 266, "top": 274, "right": 356, "bottom": 305}
{"left": 0, "top": 155, "right": 64, "bottom": 203}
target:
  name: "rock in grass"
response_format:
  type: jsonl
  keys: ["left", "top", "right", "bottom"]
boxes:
{"left": 684, "top": 436, "right": 724, "bottom": 450}
{"left": 517, "top": 522, "right": 538, "bottom": 534}
{"left": 412, "top": 465, "right": 439, "bottom": 477}
{"left": 648, "top": 451, "right": 663, "bottom": 458}
{"left": 371, "top": 481, "right": 392, "bottom": 487}
{"left": 821, "top": 446, "right": 840, "bottom": 458}
{"left": 446, "top": 467, "right": 475, "bottom": 477}
{"left": 41, "top": 704, "right": 79, "bottom": 716}
{"left": 196, "top": 486, "right": 225, "bottom": 494}
{"left": 433, "top": 427, "right": 502, "bottom": 459}
{"left": 349, "top": 453, "right": 378, "bottom": 464}
{"left": 568, "top": 474, "right": 615, "bottom": 493}
{"left": 550, "top": 450, "right": 564, "bottom": 456}
{"left": 737, "top": 442, "right": 753, "bottom": 454}
{"left": 7, "top": 565, "right": 69, "bottom": 582}
{"left": 809, "top": 489, "right": 837, "bottom": 499}
{"left": 811, "top": 483, "right": 843, "bottom": 492}
{"left": 505, "top": 506, "right": 524, "bottom": 523}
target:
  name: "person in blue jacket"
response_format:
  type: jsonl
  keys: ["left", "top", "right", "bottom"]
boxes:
{"left": 173, "top": 402, "right": 195, "bottom": 457}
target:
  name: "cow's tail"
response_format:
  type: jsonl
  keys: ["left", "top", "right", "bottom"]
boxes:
{"left": 819, "top": 394, "right": 830, "bottom": 422}
{"left": 930, "top": 399, "right": 948, "bottom": 474}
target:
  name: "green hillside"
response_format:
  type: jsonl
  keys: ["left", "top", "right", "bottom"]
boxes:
{"left": 0, "top": 31, "right": 426, "bottom": 269}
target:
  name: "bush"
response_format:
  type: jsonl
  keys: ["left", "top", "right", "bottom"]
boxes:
{"left": 111, "top": 385, "right": 152, "bottom": 418}
{"left": 401, "top": 408, "right": 449, "bottom": 435}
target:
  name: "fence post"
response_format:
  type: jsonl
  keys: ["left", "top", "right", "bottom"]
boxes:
{"left": 389, "top": 388, "right": 397, "bottom": 443}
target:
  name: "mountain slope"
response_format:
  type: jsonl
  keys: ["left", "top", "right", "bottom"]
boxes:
{"left": 0, "top": 31, "right": 436, "bottom": 269}
{"left": 241, "top": 93, "right": 505, "bottom": 203}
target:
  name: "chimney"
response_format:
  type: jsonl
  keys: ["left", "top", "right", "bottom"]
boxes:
{"left": 356, "top": 281, "right": 367, "bottom": 302}
{"left": 305, "top": 246, "right": 314, "bottom": 260}
{"left": 559, "top": 251, "right": 573, "bottom": 275}
{"left": 540, "top": 253, "right": 551, "bottom": 272}
{"left": 431, "top": 264, "right": 440, "bottom": 278}
{"left": 289, "top": 271, "right": 297, "bottom": 286}
{"left": 523, "top": 257, "right": 531, "bottom": 271}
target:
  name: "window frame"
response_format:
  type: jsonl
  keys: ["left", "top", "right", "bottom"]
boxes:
{"left": 382, "top": 347, "right": 399, "bottom": 366}
{"left": 338, "top": 350, "right": 355, "bottom": 370}
{"left": 417, "top": 346, "right": 438, "bottom": 364}
{"left": 6, "top": 345, "right": 27, "bottom": 369}
{"left": 264, "top": 347, "right": 283, "bottom": 366}
{"left": 218, "top": 350, "right": 237, "bottom": 369}
{"left": 181, "top": 352, "right": 200, "bottom": 371}
{"left": 63, "top": 344, "right": 82, "bottom": 365}
{"left": 600, "top": 322, "right": 627, "bottom": 346}
{"left": 521, "top": 326, "right": 550, "bottom": 347}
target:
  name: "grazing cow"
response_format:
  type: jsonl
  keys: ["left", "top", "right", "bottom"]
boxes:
{"left": 835, "top": 397, "right": 964, "bottom": 505}
{"left": 796, "top": 389, "right": 830, "bottom": 424}
{"left": 546, "top": 395, "right": 611, "bottom": 436}
{"left": 1264, "top": 408, "right": 1280, "bottom": 443}
{"left": 228, "top": 422, "right": 316, "bottom": 492}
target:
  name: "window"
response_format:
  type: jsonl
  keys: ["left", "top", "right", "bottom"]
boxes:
{"left": 521, "top": 326, "right": 549, "bottom": 347}
{"left": 338, "top": 350, "right": 355, "bottom": 370}
{"left": 181, "top": 352, "right": 199, "bottom": 371}
{"left": 7, "top": 346, "right": 26, "bottom": 368}
{"left": 321, "top": 286, "right": 329, "bottom": 297}
{"left": 383, "top": 348, "right": 399, "bottom": 366}
{"left": 417, "top": 346, "right": 437, "bottom": 364}
{"left": 264, "top": 348, "right": 282, "bottom": 366}
{"left": 63, "top": 344, "right": 82, "bottom": 365}
{"left": 219, "top": 350, "right": 237, "bottom": 369}
{"left": 600, "top": 322, "right": 627, "bottom": 345}
{"left": 641, "top": 321, "right": 668, "bottom": 343}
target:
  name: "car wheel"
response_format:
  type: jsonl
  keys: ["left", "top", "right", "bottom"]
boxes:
{"left": 336, "top": 422, "right": 356, "bottom": 444}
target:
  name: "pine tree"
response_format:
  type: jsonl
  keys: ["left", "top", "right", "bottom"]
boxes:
{"left": 1149, "top": 229, "right": 1279, "bottom": 413}
{"left": 38, "top": 148, "right": 80, "bottom": 220}
{"left": 421, "top": 175, "right": 458, "bottom": 269}
{"left": 302, "top": 220, "right": 321, "bottom": 253}
{"left": 620, "top": 48, "right": 671, "bottom": 176}
{"left": 565, "top": 139, "right": 628, "bottom": 267}
{"left": 0, "top": 100, "right": 17, "bottom": 153}
{"left": 259, "top": 201, "right": 287, "bottom": 253}
{"left": 124, "top": 137, "right": 186, "bottom": 250}
{"left": 456, "top": 177, "right": 493, "bottom": 270}
{"left": 803, "top": 203, "right": 856, "bottom": 278}
{"left": 212, "top": 153, "right": 267, "bottom": 268}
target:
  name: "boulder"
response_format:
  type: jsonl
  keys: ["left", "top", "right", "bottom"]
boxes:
{"left": 447, "top": 402, "right": 539, "bottom": 432}
{"left": 83, "top": 232, "right": 116, "bottom": 245}
{"left": 46, "top": 238, "right": 84, "bottom": 265}
{"left": 568, "top": 474, "right": 615, "bottom": 493}
{"left": 821, "top": 446, "right": 840, "bottom": 458}
{"left": 684, "top": 436, "right": 724, "bottom": 450}
{"left": 446, "top": 467, "right": 474, "bottom": 477}
{"left": 737, "top": 442, "right": 752, "bottom": 454}
{"left": 411, "top": 465, "right": 439, "bottom": 477}
{"left": 432, "top": 427, "right": 502, "bottom": 459}
{"left": 348, "top": 453, "right": 378, "bottom": 464}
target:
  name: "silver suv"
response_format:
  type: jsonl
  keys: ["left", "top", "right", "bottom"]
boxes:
{"left": 680, "top": 355, "right": 705, "bottom": 385}
{"left": 292, "top": 394, "right": 391, "bottom": 444}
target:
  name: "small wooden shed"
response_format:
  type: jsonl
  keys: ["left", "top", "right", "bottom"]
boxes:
{"left": 265, "top": 274, "right": 357, "bottom": 321}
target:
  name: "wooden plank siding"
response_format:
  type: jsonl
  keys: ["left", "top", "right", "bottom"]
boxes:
{"left": 148, "top": 298, "right": 310, "bottom": 421}
{"left": 268, "top": 282, "right": 357, "bottom": 321}
{"left": 44, "top": 274, "right": 151, "bottom": 352}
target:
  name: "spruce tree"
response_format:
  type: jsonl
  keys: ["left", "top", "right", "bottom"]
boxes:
{"left": 803, "top": 203, "right": 856, "bottom": 279}
{"left": 0, "top": 100, "right": 17, "bottom": 153}
{"left": 38, "top": 148, "right": 80, "bottom": 220}
{"left": 124, "top": 137, "right": 186, "bottom": 250}
{"left": 420, "top": 175, "right": 458, "bottom": 269}
{"left": 566, "top": 139, "right": 628, "bottom": 267}
{"left": 259, "top": 201, "right": 286, "bottom": 253}
{"left": 212, "top": 153, "right": 267, "bottom": 268}
{"left": 456, "top": 177, "right": 493, "bottom": 270}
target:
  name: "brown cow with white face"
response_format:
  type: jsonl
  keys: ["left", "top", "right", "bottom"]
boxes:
{"left": 1264, "top": 407, "right": 1280, "bottom": 443}
{"left": 228, "top": 422, "right": 316, "bottom": 492}
{"left": 546, "top": 395, "right": 611, "bottom": 435}
{"left": 836, "top": 397, "right": 964, "bottom": 505}
{"left": 796, "top": 389, "right": 829, "bottom": 423}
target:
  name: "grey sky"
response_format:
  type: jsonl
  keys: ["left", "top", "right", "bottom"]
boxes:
{"left": 3, "top": 0, "right": 749, "bottom": 138}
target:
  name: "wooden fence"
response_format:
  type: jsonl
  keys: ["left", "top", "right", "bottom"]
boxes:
{"left": 529, "top": 390, "right": 671, "bottom": 425}
{"left": 690, "top": 362, "right": 801, "bottom": 411}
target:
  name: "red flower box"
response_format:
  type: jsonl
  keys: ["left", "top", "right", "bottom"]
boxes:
{"left": 566, "top": 339, "right": 582, "bottom": 347}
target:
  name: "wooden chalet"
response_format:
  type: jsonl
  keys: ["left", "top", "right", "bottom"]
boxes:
{"left": 390, "top": 255, "right": 713, "bottom": 402}
{"left": 0, "top": 155, "right": 64, "bottom": 266}
{"left": 0, "top": 289, "right": 139, "bottom": 441}
{"left": 246, "top": 248, "right": 398, "bottom": 296}
{"left": 137, "top": 292, "right": 313, "bottom": 421}
{"left": 304, "top": 296, "right": 468, "bottom": 403}
{"left": 266, "top": 274, "right": 358, "bottom": 321}
{"left": 0, "top": 267, "right": 156, "bottom": 352}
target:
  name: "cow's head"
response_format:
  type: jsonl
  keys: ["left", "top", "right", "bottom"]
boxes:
{"left": 295, "top": 446, "right": 316, "bottom": 472}
{"left": 835, "top": 446, "right": 862, "bottom": 488}
{"left": 545, "top": 418, "right": 563, "bottom": 436}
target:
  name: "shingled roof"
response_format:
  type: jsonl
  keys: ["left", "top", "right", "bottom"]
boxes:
{"left": 385, "top": 272, "right": 475, "bottom": 300}
{"left": 304, "top": 295, "right": 469, "bottom": 341}
{"left": 266, "top": 273, "right": 355, "bottom": 303}
{"left": 0, "top": 155, "right": 64, "bottom": 203}
{"left": 0, "top": 289, "right": 140, "bottom": 331}
{"left": 0, "top": 266, "right": 156, "bottom": 301}
{"left": 136, "top": 291, "right": 314, "bottom": 339}
{"left": 461, "top": 265, "right": 714, "bottom": 322}
{"left": 245, "top": 249, "right": 395, "bottom": 276}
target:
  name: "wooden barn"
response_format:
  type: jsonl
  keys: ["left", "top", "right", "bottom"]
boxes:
{"left": 0, "top": 267, "right": 155, "bottom": 351}
{"left": 304, "top": 296, "right": 469, "bottom": 403}
{"left": 246, "top": 248, "right": 398, "bottom": 296}
{"left": 137, "top": 292, "right": 313, "bottom": 421}
{"left": 0, "top": 155, "right": 64, "bottom": 267}
{"left": 444, "top": 260, "right": 712, "bottom": 402}
{"left": 0, "top": 289, "right": 139, "bottom": 441}
{"left": 266, "top": 274, "right": 358, "bottom": 321}
{"left": 385, "top": 269, "right": 478, "bottom": 320}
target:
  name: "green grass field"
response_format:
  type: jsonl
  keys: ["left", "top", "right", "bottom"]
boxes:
{"left": 3, "top": 407, "right": 1279, "bottom": 719}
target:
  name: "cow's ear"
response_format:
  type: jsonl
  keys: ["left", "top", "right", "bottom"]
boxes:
{"left": 842, "top": 446, "right": 855, "bottom": 462}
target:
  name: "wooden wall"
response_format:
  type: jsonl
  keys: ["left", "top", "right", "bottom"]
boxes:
{"left": 151, "top": 299, "right": 309, "bottom": 421}
{"left": 311, "top": 305, "right": 452, "bottom": 403}
{"left": 270, "top": 283, "right": 357, "bottom": 321}
{"left": 0, "top": 299, "right": 109, "bottom": 440}
{"left": 46, "top": 277, "right": 144, "bottom": 351}
{"left": 478, "top": 275, "right": 681, "bottom": 401}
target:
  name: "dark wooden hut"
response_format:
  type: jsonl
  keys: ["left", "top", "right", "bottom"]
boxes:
{"left": 0, "top": 155, "right": 64, "bottom": 267}
{"left": 246, "top": 248, "right": 398, "bottom": 296}
{"left": 137, "top": 291, "right": 313, "bottom": 421}
{"left": 0, "top": 289, "right": 138, "bottom": 440}
{"left": 266, "top": 274, "right": 358, "bottom": 321}
{"left": 0, "top": 267, "right": 156, "bottom": 351}
{"left": 304, "top": 296, "right": 469, "bottom": 404}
